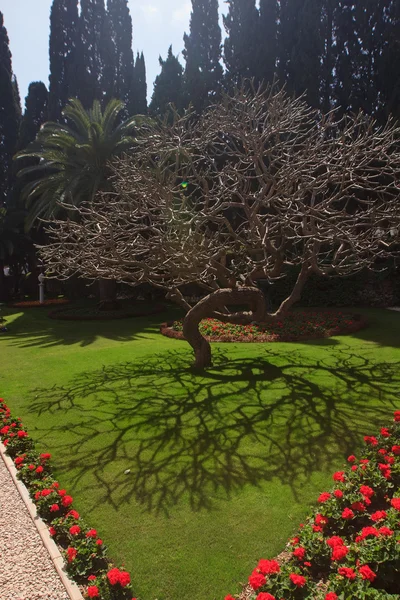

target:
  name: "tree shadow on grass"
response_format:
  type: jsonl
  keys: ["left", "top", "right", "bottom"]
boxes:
{"left": 28, "top": 345, "right": 400, "bottom": 516}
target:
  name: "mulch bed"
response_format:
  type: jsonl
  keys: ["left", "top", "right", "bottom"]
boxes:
{"left": 9, "top": 299, "right": 71, "bottom": 308}
{"left": 160, "top": 312, "right": 367, "bottom": 343}
{"left": 48, "top": 303, "right": 165, "bottom": 321}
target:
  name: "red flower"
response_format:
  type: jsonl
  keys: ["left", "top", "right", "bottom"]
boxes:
{"left": 325, "top": 594, "right": 338, "bottom": 600}
{"left": 351, "top": 501, "right": 365, "bottom": 512}
{"left": 312, "top": 525, "right": 323, "bottom": 532}
{"left": 327, "top": 536, "right": 345, "bottom": 548}
{"left": 394, "top": 410, "right": 400, "bottom": 422}
{"left": 347, "top": 455, "right": 356, "bottom": 463}
{"left": 359, "top": 459, "right": 369, "bottom": 464}
{"left": 86, "top": 529, "right": 97, "bottom": 538}
{"left": 35, "top": 466, "right": 44, "bottom": 474}
{"left": 338, "top": 567, "right": 356, "bottom": 580}
{"left": 391, "top": 497, "right": 400, "bottom": 510}
{"left": 50, "top": 504, "right": 60, "bottom": 512}
{"left": 66, "top": 547, "right": 77, "bottom": 562}
{"left": 293, "top": 547, "right": 306, "bottom": 560}
{"left": 392, "top": 445, "right": 400, "bottom": 455}
{"left": 371, "top": 510, "right": 387, "bottom": 522}
{"left": 351, "top": 465, "right": 358, "bottom": 471}
{"left": 256, "top": 594, "right": 276, "bottom": 600}
{"left": 40, "top": 453, "right": 51, "bottom": 461}
{"left": 380, "top": 428, "right": 390, "bottom": 437}
{"left": 304, "top": 561, "right": 312, "bottom": 567}
{"left": 107, "top": 568, "right": 121, "bottom": 586}
{"left": 69, "top": 525, "right": 81, "bottom": 535}
{"left": 14, "top": 455, "right": 26, "bottom": 465}
{"left": 87, "top": 586, "right": 99, "bottom": 598}
{"left": 364, "top": 436, "right": 378, "bottom": 446}
{"left": 378, "top": 463, "right": 391, "bottom": 478}
{"left": 315, "top": 514, "right": 328, "bottom": 526}
{"left": 289, "top": 573, "right": 306, "bottom": 587}
{"left": 96, "top": 539, "right": 103, "bottom": 546}
{"left": 62, "top": 495, "right": 73, "bottom": 507}
{"left": 360, "top": 485, "right": 374, "bottom": 498}
{"left": 357, "top": 526, "right": 379, "bottom": 541}
{"left": 88, "top": 575, "right": 97, "bottom": 581}
{"left": 378, "top": 448, "right": 387, "bottom": 455}
{"left": 34, "top": 491, "right": 41, "bottom": 500}
{"left": 248, "top": 571, "right": 266, "bottom": 590}
{"left": 67, "top": 509, "right": 80, "bottom": 519}
{"left": 359, "top": 565, "right": 376, "bottom": 582}
{"left": 379, "top": 526, "right": 393, "bottom": 536}
{"left": 58, "top": 489, "right": 66, "bottom": 497}
{"left": 257, "top": 559, "right": 280, "bottom": 575}
{"left": 318, "top": 492, "right": 331, "bottom": 503}
{"left": 41, "top": 489, "right": 51, "bottom": 497}
{"left": 331, "top": 545, "right": 348, "bottom": 561}
{"left": 333, "top": 471, "right": 345, "bottom": 482}
{"left": 341, "top": 508, "right": 354, "bottom": 519}
{"left": 118, "top": 571, "right": 131, "bottom": 587}
{"left": 17, "top": 430, "right": 28, "bottom": 438}
{"left": 333, "top": 489, "right": 343, "bottom": 499}
{"left": 225, "top": 596, "right": 236, "bottom": 600}
{"left": 28, "top": 464, "right": 35, "bottom": 471}
{"left": 49, "top": 527, "right": 56, "bottom": 536}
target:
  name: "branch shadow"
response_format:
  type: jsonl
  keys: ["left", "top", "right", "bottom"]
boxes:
{"left": 27, "top": 345, "right": 400, "bottom": 516}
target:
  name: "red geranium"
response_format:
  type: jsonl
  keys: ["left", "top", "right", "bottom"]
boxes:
{"left": 86, "top": 529, "right": 97, "bottom": 538}
{"left": 380, "top": 428, "right": 390, "bottom": 438}
{"left": 394, "top": 410, "right": 400, "bottom": 422}
{"left": 17, "top": 430, "right": 28, "bottom": 438}
{"left": 257, "top": 559, "right": 280, "bottom": 575}
{"left": 49, "top": 527, "right": 56, "bottom": 536}
{"left": 318, "top": 492, "right": 331, "bottom": 503}
{"left": 69, "top": 525, "right": 81, "bottom": 535}
{"left": 347, "top": 455, "right": 356, "bottom": 463}
{"left": 364, "top": 436, "right": 378, "bottom": 446}
{"left": 359, "top": 485, "right": 374, "bottom": 498}
{"left": 359, "top": 565, "right": 376, "bottom": 582}
{"left": 333, "top": 489, "right": 343, "bottom": 499}
{"left": 293, "top": 547, "right": 306, "bottom": 560}
{"left": 249, "top": 571, "right": 266, "bottom": 590}
{"left": 370, "top": 510, "right": 387, "bottom": 522}
{"left": 289, "top": 573, "right": 306, "bottom": 587}
{"left": 379, "top": 526, "right": 393, "bottom": 536}
{"left": 390, "top": 497, "right": 400, "bottom": 510}
{"left": 351, "top": 501, "right": 365, "bottom": 512}
{"left": 332, "top": 471, "right": 345, "bottom": 482}
{"left": 331, "top": 545, "right": 348, "bottom": 561}
{"left": 67, "top": 509, "right": 80, "bottom": 519}
{"left": 87, "top": 586, "right": 99, "bottom": 598}
{"left": 325, "top": 594, "right": 338, "bottom": 600}
{"left": 326, "top": 536, "right": 344, "bottom": 548}
{"left": 107, "top": 568, "right": 121, "bottom": 586}
{"left": 338, "top": 567, "right": 356, "bottom": 580}
{"left": 341, "top": 508, "right": 354, "bottom": 519}
{"left": 118, "top": 571, "right": 131, "bottom": 587}
{"left": 67, "top": 547, "right": 77, "bottom": 562}
{"left": 62, "top": 495, "right": 73, "bottom": 507}
{"left": 256, "top": 594, "right": 276, "bottom": 600}
{"left": 315, "top": 514, "right": 328, "bottom": 526}
{"left": 392, "top": 445, "right": 400, "bottom": 455}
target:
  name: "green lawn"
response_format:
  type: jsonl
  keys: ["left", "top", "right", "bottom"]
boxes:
{"left": 1, "top": 305, "right": 400, "bottom": 600}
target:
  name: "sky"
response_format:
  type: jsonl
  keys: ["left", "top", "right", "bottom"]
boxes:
{"left": 1, "top": 0, "right": 228, "bottom": 108}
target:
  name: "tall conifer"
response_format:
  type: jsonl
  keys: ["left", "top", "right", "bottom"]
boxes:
{"left": 19, "top": 82, "right": 49, "bottom": 150}
{"left": 0, "top": 12, "right": 20, "bottom": 206}
{"left": 79, "top": 0, "right": 108, "bottom": 107}
{"left": 48, "top": 0, "right": 79, "bottom": 121}
{"left": 258, "top": 0, "right": 278, "bottom": 86}
{"left": 223, "top": 0, "right": 260, "bottom": 86}
{"left": 183, "top": 0, "right": 223, "bottom": 112}
{"left": 150, "top": 46, "right": 183, "bottom": 117}
{"left": 105, "top": 0, "right": 134, "bottom": 108}
{"left": 131, "top": 52, "right": 147, "bottom": 115}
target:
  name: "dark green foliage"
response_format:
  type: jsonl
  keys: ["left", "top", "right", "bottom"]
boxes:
{"left": 258, "top": 0, "right": 278, "bottom": 86}
{"left": 19, "top": 82, "right": 49, "bottom": 150}
{"left": 182, "top": 0, "right": 223, "bottom": 112}
{"left": 0, "top": 12, "right": 20, "bottom": 206}
{"left": 104, "top": 0, "right": 134, "bottom": 110}
{"left": 78, "top": 0, "right": 108, "bottom": 108}
{"left": 48, "top": 0, "right": 79, "bottom": 121}
{"left": 377, "top": 0, "right": 400, "bottom": 121}
{"left": 131, "top": 52, "right": 147, "bottom": 115}
{"left": 223, "top": 0, "right": 260, "bottom": 86}
{"left": 150, "top": 46, "right": 183, "bottom": 117}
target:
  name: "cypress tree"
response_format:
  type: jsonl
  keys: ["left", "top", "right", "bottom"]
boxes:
{"left": 182, "top": 0, "right": 223, "bottom": 113}
{"left": 223, "top": 0, "right": 260, "bottom": 86}
{"left": 333, "top": 1, "right": 362, "bottom": 114}
{"left": 0, "top": 12, "right": 20, "bottom": 206}
{"left": 150, "top": 46, "right": 183, "bottom": 117}
{"left": 48, "top": 0, "right": 79, "bottom": 121}
{"left": 278, "top": 0, "right": 323, "bottom": 108}
{"left": 79, "top": 0, "right": 108, "bottom": 107}
{"left": 258, "top": 0, "right": 278, "bottom": 86}
{"left": 131, "top": 52, "right": 147, "bottom": 115}
{"left": 18, "top": 82, "right": 49, "bottom": 150}
{"left": 104, "top": 0, "right": 134, "bottom": 108}
{"left": 379, "top": 0, "right": 400, "bottom": 121}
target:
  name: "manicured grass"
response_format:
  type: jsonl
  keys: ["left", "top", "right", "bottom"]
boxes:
{"left": 1, "top": 306, "right": 400, "bottom": 600}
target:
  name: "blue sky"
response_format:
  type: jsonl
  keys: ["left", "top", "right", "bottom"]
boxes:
{"left": 1, "top": 0, "right": 228, "bottom": 108}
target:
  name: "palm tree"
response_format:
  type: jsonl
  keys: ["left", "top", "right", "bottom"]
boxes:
{"left": 15, "top": 98, "right": 143, "bottom": 308}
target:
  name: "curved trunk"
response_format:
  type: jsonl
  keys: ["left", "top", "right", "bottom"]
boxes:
{"left": 183, "top": 287, "right": 267, "bottom": 369}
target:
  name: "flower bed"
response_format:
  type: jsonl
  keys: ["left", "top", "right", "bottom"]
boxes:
{"left": 225, "top": 410, "right": 400, "bottom": 600}
{"left": 161, "top": 310, "right": 367, "bottom": 343}
{"left": 0, "top": 398, "right": 136, "bottom": 600}
{"left": 48, "top": 303, "right": 164, "bottom": 321}
{"left": 9, "top": 298, "right": 70, "bottom": 308}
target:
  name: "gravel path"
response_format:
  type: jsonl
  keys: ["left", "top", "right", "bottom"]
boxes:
{"left": 0, "top": 454, "right": 70, "bottom": 600}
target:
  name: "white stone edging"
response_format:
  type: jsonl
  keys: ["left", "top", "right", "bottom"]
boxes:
{"left": 0, "top": 441, "right": 84, "bottom": 600}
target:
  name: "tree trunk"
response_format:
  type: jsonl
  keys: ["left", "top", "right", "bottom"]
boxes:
{"left": 98, "top": 279, "right": 119, "bottom": 311}
{"left": 183, "top": 286, "right": 267, "bottom": 369}
{"left": 0, "top": 260, "right": 6, "bottom": 302}
{"left": 273, "top": 263, "right": 310, "bottom": 317}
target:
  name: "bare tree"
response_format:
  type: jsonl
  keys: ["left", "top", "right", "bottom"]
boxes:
{"left": 39, "top": 84, "right": 400, "bottom": 368}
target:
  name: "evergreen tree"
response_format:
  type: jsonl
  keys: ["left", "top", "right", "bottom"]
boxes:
{"left": 79, "top": 0, "right": 108, "bottom": 107}
{"left": 278, "top": 0, "right": 323, "bottom": 108}
{"left": 150, "top": 46, "right": 183, "bottom": 117}
{"left": 48, "top": 0, "right": 79, "bottom": 121}
{"left": 18, "top": 82, "right": 49, "bottom": 150}
{"left": 223, "top": 0, "right": 260, "bottom": 86}
{"left": 104, "top": 0, "right": 134, "bottom": 108}
{"left": 379, "top": 0, "right": 400, "bottom": 121}
{"left": 258, "top": 0, "right": 278, "bottom": 86}
{"left": 131, "top": 52, "right": 147, "bottom": 115}
{"left": 182, "top": 0, "right": 223, "bottom": 113}
{"left": 0, "top": 12, "right": 20, "bottom": 206}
